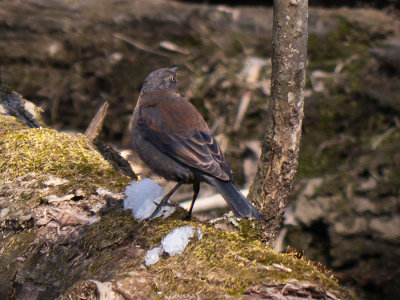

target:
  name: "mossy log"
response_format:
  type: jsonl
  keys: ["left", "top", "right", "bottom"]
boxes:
{"left": 0, "top": 92, "right": 354, "bottom": 299}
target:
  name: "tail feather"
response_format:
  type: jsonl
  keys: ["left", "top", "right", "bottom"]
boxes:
{"left": 202, "top": 176, "right": 261, "bottom": 219}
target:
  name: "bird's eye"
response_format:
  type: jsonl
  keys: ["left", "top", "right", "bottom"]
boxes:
{"left": 170, "top": 75, "right": 176, "bottom": 82}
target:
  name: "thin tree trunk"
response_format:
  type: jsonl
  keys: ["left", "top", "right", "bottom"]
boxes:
{"left": 248, "top": 0, "right": 308, "bottom": 246}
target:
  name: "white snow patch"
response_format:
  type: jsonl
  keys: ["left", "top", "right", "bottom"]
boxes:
{"left": 162, "top": 225, "right": 195, "bottom": 256}
{"left": 143, "top": 226, "right": 202, "bottom": 266}
{"left": 123, "top": 178, "right": 175, "bottom": 220}
{"left": 197, "top": 228, "right": 203, "bottom": 240}
{"left": 144, "top": 246, "right": 163, "bottom": 266}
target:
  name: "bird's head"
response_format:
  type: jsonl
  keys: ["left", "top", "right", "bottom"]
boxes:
{"left": 140, "top": 67, "right": 178, "bottom": 95}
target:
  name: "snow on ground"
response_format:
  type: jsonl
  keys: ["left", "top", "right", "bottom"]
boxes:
{"left": 161, "top": 225, "right": 195, "bottom": 256}
{"left": 123, "top": 178, "right": 175, "bottom": 220}
{"left": 144, "top": 225, "right": 202, "bottom": 266}
{"left": 124, "top": 179, "right": 202, "bottom": 266}
{"left": 144, "top": 246, "right": 163, "bottom": 266}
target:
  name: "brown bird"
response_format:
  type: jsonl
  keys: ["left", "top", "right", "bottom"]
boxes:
{"left": 131, "top": 67, "right": 261, "bottom": 220}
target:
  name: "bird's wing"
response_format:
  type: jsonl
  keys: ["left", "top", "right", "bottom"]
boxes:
{"left": 135, "top": 91, "right": 232, "bottom": 181}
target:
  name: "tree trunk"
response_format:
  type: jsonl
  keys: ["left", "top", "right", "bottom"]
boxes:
{"left": 248, "top": 0, "right": 308, "bottom": 246}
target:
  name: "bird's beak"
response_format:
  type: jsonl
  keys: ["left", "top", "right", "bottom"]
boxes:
{"left": 169, "top": 67, "right": 178, "bottom": 74}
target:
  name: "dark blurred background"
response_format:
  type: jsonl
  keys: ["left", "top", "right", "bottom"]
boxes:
{"left": 179, "top": 0, "right": 400, "bottom": 9}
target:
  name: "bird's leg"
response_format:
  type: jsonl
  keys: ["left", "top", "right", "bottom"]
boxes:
{"left": 184, "top": 181, "right": 200, "bottom": 220}
{"left": 149, "top": 180, "right": 184, "bottom": 220}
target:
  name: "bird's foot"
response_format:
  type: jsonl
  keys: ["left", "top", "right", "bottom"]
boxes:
{"left": 182, "top": 213, "right": 192, "bottom": 221}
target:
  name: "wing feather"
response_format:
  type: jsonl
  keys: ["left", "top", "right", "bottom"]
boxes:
{"left": 135, "top": 91, "right": 232, "bottom": 181}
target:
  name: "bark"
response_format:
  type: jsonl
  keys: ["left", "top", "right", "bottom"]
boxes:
{"left": 248, "top": 0, "right": 308, "bottom": 245}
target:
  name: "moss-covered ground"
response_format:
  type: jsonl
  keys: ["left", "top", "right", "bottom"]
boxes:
{"left": 0, "top": 115, "right": 131, "bottom": 191}
{"left": 145, "top": 221, "right": 350, "bottom": 298}
{"left": 64, "top": 214, "right": 354, "bottom": 299}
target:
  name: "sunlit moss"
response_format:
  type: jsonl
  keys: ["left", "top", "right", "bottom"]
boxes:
{"left": 72, "top": 214, "right": 354, "bottom": 299}
{"left": 146, "top": 222, "right": 352, "bottom": 298}
{"left": 0, "top": 115, "right": 131, "bottom": 192}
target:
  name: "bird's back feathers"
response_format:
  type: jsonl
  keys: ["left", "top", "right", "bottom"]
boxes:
{"left": 134, "top": 90, "right": 232, "bottom": 181}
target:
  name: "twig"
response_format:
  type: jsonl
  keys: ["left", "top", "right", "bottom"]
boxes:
{"left": 159, "top": 40, "right": 190, "bottom": 55}
{"left": 233, "top": 91, "right": 252, "bottom": 132}
{"left": 113, "top": 33, "right": 171, "bottom": 58}
{"left": 85, "top": 101, "right": 109, "bottom": 141}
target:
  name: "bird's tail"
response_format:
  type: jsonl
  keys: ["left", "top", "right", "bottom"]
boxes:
{"left": 202, "top": 176, "right": 261, "bottom": 219}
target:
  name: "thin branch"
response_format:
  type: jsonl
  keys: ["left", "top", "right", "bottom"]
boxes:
{"left": 113, "top": 33, "right": 171, "bottom": 58}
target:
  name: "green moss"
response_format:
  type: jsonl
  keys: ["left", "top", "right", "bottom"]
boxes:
{"left": 145, "top": 223, "right": 352, "bottom": 299}
{"left": 69, "top": 213, "right": 353, "bottom": 298}
{"left": 0, "top": 114, "right": 132, "bottom": 234}
{"left": 0, "top": 229, "right": 36, "bottom": 262}
{"left": 0, "top": 229, "right": 36, "bottom": 292}
{"left": 296, "top": 44, "right": 388, "bottom": 180}
{"left": 308, "top": 17, "right": 384, "bottom": 72}
{"left": 82, "top": 213, "right": 138, "bottom": 253}
{"left": 0, "top": 115, "right": 27, "bottom": 136}
{"left": 0, "top": 115, "right": 131, "bottom": 192}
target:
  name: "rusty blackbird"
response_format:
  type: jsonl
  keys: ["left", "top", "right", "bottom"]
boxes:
{"left": 131, "top": 67, "right": 261, "bottom": 220}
